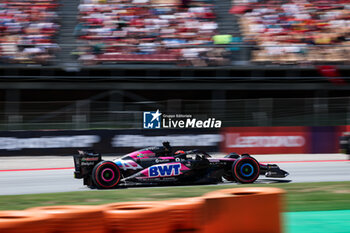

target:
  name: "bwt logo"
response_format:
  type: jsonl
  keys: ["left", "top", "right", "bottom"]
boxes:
{"left": 148, "top": 163, "right": 181, "bottom": 177}
{"left": 143, "top": 109, "right": 162, "bottom": 129}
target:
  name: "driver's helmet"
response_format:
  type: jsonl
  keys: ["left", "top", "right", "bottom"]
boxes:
{"left": 162, "top": 141, "right": 171, "bottom": 151}
{"left": 175, "top": 150, "right": 185, "bottom": 155}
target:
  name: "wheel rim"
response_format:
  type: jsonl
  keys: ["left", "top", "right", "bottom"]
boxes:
{"left": 240, "top": 163, "right": 254, "bottom": 177}
{"left": 233, "top": 157, "right": 260, "bottom": 183}
{"left": 93, "top": 162, "right": 121, "bottom": 188}
{"left": 101, "top": 168, "right": 115, "bottom": 182}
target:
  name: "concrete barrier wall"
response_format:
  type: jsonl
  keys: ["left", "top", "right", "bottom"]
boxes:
{"left": 221, "top": 126, "right": 346, "bottom": 154}
{"left": 0, "top": 125, "right": 347, "bottom": 156}
{"left": 0, "top": 129, "right": 220, "bottom": 156}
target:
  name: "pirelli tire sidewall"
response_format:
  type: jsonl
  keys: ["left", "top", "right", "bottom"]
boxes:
{"left": 232, "top": 156, "right": 260, "bottom": 184}
{"left": 92, "top": 161, "right": 121, "bottom": 189}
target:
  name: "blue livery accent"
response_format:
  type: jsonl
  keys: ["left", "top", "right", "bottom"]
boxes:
{"left": 115, "top": 161, "right": 122, "bottom": 167}
{"left": 149, "top": 163, "right": 181, "bottom": 177}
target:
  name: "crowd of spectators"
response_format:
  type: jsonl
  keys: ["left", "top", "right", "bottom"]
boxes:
{"left": 0, "top": 0, "right": 60, "bottom": 65}
{"left": 75, "top": 0, "right": 229, "bottom": 66}
{"left": 4, "top": 0, "right": 349, "bottom": 66}
{"left": 234, "top": 0, "right": 350, "bottom": 64}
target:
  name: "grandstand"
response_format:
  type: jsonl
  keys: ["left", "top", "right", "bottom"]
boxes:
{"left": 0, "top": 0, "right": 60, "bottom": 64}
{"left": 75, "top": 0, "right": 221, "bottom": 66}
{"left": 236, "top": 0, "right": 350, "bottom": 64}
{"left": 0, "top": 0, "right": 349, "bottom": 66}
{"left": 0, "top": 0, "right": 349, "bottom": 131}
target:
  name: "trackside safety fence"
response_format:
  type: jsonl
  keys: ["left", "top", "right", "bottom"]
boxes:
{"left": 0, "top": 187, "right": 284, "bottom": 233}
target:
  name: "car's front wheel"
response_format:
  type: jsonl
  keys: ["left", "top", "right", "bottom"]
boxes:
{"left": 232, "top": 156, "right": 260, "bottom": 183}
{"left": 92, "top": 161, "right": 121, "bottom": 189}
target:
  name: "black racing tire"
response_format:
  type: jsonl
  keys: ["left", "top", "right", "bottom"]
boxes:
{"left": 92, "top": 161, "right": 121, "bottom": 189}
{"left": 232, "top": 156, "right": 260, "bottom": 184}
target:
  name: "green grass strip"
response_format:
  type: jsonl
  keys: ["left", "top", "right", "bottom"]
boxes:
{"left": 0, "top": 181, "right": 349, "bottom": 211}
{"left": 285, "top": 210, "right": 350, "bottom": 233}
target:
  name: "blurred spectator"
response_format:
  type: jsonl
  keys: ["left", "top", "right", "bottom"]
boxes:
{"left": 75, "top": 0, "right": 222, "bottom": 66}
{"left": 181, "top": 0, "right": 191, "bottom": 9}
{"left": 0, "top": 0, "right": 60, "bottom": 65}
{"left": 233, "top": 0, "right": 350, "bottom": 64}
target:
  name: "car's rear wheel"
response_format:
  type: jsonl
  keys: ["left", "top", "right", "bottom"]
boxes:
{"left": 92, "top": 161, "right": 121, "bottom": 189}
{"left": 232, "top": 156, "right": 260, "bottom": 183}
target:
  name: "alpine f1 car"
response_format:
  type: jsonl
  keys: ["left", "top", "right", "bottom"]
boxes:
{"left": 73, "top": 142, "right": 289, "bottom": 189}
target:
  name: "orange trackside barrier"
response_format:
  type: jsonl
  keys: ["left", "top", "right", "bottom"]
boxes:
{"left": 103, "top": 201, "right": 173, "bottom": 233}
{"left": 201, "top": 187, "right": 285, "bottom": 233}
{"left": 27, "top": 205, "right": 106, "bottom": 233}
{"left": 0, "top": 210, "right": 50, "bottom": 233}
{"left": 160, "top": 197, "right": 204, "bottom": 233}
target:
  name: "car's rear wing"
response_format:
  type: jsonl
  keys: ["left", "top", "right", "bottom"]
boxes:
{"left": 73, "top": 150, "right": 101, "bottom": 179}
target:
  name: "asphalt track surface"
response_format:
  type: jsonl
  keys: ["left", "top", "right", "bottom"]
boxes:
{"left": 0, "top": 155, "right": 350, "bottom": 195}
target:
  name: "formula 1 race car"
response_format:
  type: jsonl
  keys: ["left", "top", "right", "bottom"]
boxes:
{"left": 73, "top": 142, "right": 289, "bottom": 189}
